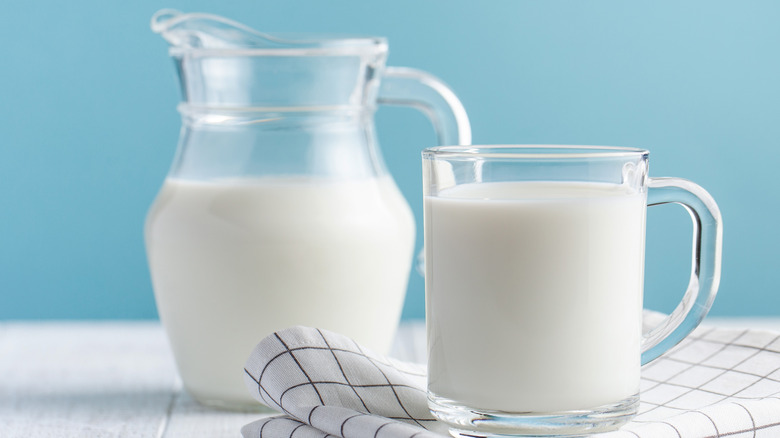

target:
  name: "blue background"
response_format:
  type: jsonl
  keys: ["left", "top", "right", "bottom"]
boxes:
{"left": 1, "top": 1, "right": 778, "bottom": 320}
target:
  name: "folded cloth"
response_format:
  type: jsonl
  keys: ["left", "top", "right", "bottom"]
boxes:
{"left": 242, "top": 327, "right": 445, "bottom": 438}
{"left": 242, "top": 324, "right": 780, "bottom": 438}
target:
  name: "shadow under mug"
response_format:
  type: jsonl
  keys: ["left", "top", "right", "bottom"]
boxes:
{"left": 422, "top": 145, "right": 722, "bottom": 437}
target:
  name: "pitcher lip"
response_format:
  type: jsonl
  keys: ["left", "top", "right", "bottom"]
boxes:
{"left": 423, "top": 145, "right": 650, "bottom": 159}
{"left": 151, "top": 9, "right": 388, "bottom": 57}
{"left": 168, "top": 35, "right": 388, "bottom": 57}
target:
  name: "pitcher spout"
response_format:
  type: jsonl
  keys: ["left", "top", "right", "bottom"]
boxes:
{"left": 151, "top": 9, "right": 385, "bottom": 54}
{"left": 150, "top": 9, "right": 299, "bottom": 51}
{"left": 150, "top": 10, "right": 390, "bottom": 109}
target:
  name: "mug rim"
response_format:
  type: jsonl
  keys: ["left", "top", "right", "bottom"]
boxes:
{"left": 423, "top": 145, "right": 649, "bottom": 159}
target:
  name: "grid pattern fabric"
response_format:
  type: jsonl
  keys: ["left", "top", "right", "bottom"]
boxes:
{"left": 242, "top": 328, "right": 446, "bottom": 438}
{"left": 242, "top": 325, "right": 780, "bottom": 438}
{"left": 603, "top": 325, "right": 780, "bottom": 437}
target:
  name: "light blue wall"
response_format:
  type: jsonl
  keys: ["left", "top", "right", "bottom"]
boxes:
{"left": 1, "top": 0, "right": 778, "bottom": 320}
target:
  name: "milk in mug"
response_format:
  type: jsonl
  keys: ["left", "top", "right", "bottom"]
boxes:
{"left": 146, "top": 176, "right": 415, "bottom": 406}
{"left": 425, "top": 181, "right": 646, "bottom": 412}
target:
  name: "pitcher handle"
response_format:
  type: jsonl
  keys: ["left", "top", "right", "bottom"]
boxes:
{"left": 378, "top": 67, "right": 472, "bottom": 146}
{"left": 641, "top": 177, "right": 723, "bottom": 365}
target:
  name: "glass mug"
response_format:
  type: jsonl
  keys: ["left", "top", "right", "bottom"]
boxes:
{"left": 422, "top": 146, "right": 722, "bottom": 436}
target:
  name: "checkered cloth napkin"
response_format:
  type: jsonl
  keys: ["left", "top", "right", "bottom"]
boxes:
{"left": 242, "top": 323, "right": 780, "bottom": 438}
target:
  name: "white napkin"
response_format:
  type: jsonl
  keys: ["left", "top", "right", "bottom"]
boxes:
{"left": 242, "top": 324, "right": 780, "bottom": 438}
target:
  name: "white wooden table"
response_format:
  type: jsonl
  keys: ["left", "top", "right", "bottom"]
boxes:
{"left": 0, "top": 318, "right": 777, "bottom": 438}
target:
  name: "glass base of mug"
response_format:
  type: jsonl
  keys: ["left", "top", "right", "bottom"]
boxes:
{"left": 428, "top": 393, "right": 639, "bottom": 437}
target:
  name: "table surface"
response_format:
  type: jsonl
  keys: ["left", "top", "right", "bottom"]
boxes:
{"left": 1, "top": 317, "right": 779, "bottom": 438}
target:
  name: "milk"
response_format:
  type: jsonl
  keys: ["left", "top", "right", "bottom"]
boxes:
{"left": 425, "top": 181, "right": 646, "bottom": 413}
{"left": 146, "top": 176, "right": 414, "bottom": 406}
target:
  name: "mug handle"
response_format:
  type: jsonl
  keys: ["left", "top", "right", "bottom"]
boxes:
{"left": 641, "top": 177, "right": 723, "bottom": 365}
{"left": 377, "top": 67, "right": 472, "bottom": 146}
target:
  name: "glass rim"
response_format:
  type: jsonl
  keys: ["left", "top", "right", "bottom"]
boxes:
{"left": 168, "top": 38, "right": 387, "bottom": 58}
{"left": 422, "top": 145, "right": 649, "bottom": 160}
{"left": 169, "top": 36, "right": 388, "bottom": 58}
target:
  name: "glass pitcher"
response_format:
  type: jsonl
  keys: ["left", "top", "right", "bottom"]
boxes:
{"left": 144, "top": 10, "right": 471, "bottom": 409}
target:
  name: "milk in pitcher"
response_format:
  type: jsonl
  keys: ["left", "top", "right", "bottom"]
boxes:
{"left": 146, "top": 176, "right": 414, "bottom": 406}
